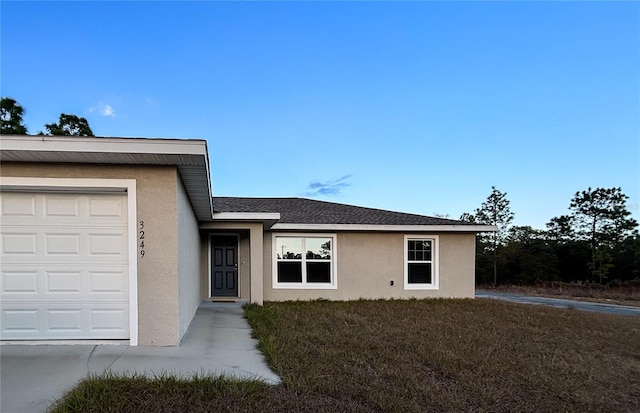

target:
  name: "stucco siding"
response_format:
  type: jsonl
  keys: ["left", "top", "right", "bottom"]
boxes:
{"left": 176, "top": 176, "right": 201, "bottom": 340}
{"left": 438, "top": 233, "right": 476, "bottom": 298}
{"left": 263, "top": 232, "right": 476, "bottom": 301}
{"left": 238, "top": 233, "right": 251, "bottom": 301}
{"left": 1, "top": 163, "right": 182, "bottom": 345}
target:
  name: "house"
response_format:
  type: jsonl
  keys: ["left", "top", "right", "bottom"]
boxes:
{"left": 0, "top": 135, "right": 495, "bottom": 346}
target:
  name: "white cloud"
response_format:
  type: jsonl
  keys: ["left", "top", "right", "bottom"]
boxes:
{"left": 101, "top": 104, "right": 115, "bottom": 117}
{"left": 89, "top": 102, "right": 116, "bottom": 117}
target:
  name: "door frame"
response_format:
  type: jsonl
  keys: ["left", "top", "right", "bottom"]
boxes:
{"left": 208, "top": 233, "right": 240, "bottom": 298}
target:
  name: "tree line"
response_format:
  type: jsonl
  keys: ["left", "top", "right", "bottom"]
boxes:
{"left": 1, "top": 97, "right": 94, "bottom": 136}
{"left": 463, "top": 187, "right": 639, "bottom": 286}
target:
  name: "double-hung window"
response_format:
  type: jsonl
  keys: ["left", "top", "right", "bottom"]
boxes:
{"left": 404, "top": 235, "right": 438, "bottom": 290}
{"left": 273, "top": 234, "right": 337, "bottom": 289}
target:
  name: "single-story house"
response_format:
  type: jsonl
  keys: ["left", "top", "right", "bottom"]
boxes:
{"left": 0, "top": 135, "right": 495, "bottom": 346}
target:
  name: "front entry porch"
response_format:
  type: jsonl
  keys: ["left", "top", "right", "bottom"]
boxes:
{"left": 201, "top": 221, "right": 266, "bottom": 305}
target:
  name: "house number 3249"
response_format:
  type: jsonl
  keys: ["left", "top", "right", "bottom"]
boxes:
{"left": 139, "top": 220, "right": 146, "bottom": 258}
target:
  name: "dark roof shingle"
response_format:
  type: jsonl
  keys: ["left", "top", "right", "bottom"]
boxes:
{"left": 213, "top": 197, "right": 476, "bottom": 226}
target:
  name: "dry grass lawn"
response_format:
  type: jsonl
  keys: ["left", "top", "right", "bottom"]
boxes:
{"left": 51, "top": 299, "right": 640, "bottom": 413}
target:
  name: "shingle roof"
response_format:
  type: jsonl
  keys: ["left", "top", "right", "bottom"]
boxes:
{"left": 212, "top": 197, "right": 476, "bottom": 226}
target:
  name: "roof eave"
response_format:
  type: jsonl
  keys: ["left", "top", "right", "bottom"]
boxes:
{"left": 269, "top": 223, "right": 497, "bottom": 232}
{"left": 0, "top": 135, "right": 213, "bottom": 220}
{"left": 208, "top": 212, "right": 281, "bottom": 221}
{"left": 199, "top": 212, "right": 282, "bottom": 229}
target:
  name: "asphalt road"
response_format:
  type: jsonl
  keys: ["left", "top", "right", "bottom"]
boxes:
{"left": 476, "top": 290, "right": 640, "bottom": 316}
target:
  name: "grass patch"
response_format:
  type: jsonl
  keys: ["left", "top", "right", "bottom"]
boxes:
{"left": 247, "top": 299, "right": 640, "bottom": 412}
{"left": 49, "top": 373, "right": 269, "bottom": 413}
{"left": 53, "top": 299, "right": 640, "bottom": 412}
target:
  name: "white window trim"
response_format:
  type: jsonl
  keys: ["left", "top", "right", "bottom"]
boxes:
{"left": 272, "top": 233, "right": 338, "bottom": 289}
{"left": 404, "top": 234, "right": 439, "bottom": 290}
{"left": 0, "top": 177, "right": 139, "bottom": 346}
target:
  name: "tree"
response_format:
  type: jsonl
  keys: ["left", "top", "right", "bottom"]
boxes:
{"left": 610, "top": 235, "right": 640, "bottom": 281}
{"left": 503, "top": 226, "right": 559, "bottom": 284}
{"left": 44, "top": 113, "right": 93, "bottom": 136}
{"left": 568, "top": 187, "right": 638, "bottom": 283}
{"left": 1, "top": 97, "right": 28, "bottom": 134}
{"left": 545, "top": 215, "right": 573, "bottom": 244}
{"left": 474, "top": 186, "right": 514, "bottom": 286}
{"left": 459, "top": 212, "right": 476, "bottom": 223}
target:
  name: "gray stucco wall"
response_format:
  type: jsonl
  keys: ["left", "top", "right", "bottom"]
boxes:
{"left": 176, "top": 175, "right": 201, "bottom": 340}
{"left": 263, "top": 231, "right": 476, "bottom": 301}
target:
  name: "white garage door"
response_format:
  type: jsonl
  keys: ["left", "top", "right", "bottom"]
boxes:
{"left": 0, "top": 191, "right": 130, "bottom": 340}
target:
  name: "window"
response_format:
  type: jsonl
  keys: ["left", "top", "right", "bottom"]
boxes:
{"left": 273, "top": 234, "right": 337, "bottom": 289}
{"left": 404, "top": 235, "right": 438, "bottom": 290}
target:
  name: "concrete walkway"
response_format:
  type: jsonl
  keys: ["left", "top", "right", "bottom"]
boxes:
{"left": 0, "top": 302, "right": 279, "bottom": 413}
{"left": 476, "top": 290, "right": 640, "bottom": 316}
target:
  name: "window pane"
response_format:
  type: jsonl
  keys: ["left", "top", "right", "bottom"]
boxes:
{"left": 277, "top": 262, "right": 302, "bottom": 282}
{"left": 276, "top": 237, "right": 302, "bottom": 259}
{"left": 307, "top": 262, "right": 331, "bottom": 283}
{"left": 407, "top": 239, "right": 432, "bottom": 262}
{"left": 422, "top": 241, "right": 432, "bottom": 260}
{"left": 408, "top": 263, "right": 432, "bottom": 284}
{"left": 305, "top": 238, "right": 331, "bottom": 260}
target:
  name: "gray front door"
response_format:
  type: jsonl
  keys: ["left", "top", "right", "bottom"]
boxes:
{"left": 211, "top": 236, "right": 238, "bottom": 297}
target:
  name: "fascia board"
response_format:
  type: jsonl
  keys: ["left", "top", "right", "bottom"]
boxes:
{"left": 269, "top": 223, "right": 497, "bottom": 232}
{"left": 0, "top": 135, "right": 207, "bottom": 157}
{"left": 209, "top": 212, "right": 282, "bottom": 221}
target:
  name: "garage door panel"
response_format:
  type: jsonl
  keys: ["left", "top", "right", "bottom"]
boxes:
{"left": 89, "top": 270, "right": 128, "bottom": 294}
{"left": 88, "top": 196, "right": 126, "bottom": 218}
{"left": 1, "top": 193, "right": 126, "bottom": 225}
{"left": 90, "top": 308, "right": 129, "bottom": 333}
{"left": 1, "top": 302, "right": 129, "bottom": 339}
{"left": 0, "top": 191, "right": 129, "bottom": 340}
{"left": 45, "top": 196, "right": 80, "bottom": 217}
{"left": 46, "top": 271, "right": 82, "bottom": 293}
{"left": 1, "top": 194, "right": 36, "bottom": 217}
{"left": 0, "top": 230, "right": 127, "bottom": 263}
{"left": 45, "top": 233, "right": 81, "bottom": 255}
{"left": 2, "top": 266, "right": 127, "bottom": 299}
{"left": 2, "top": 309, "right": 39, "bottom": 335}
{"left": 88, "top": 232, "right": 127, "bottom": 256}
{"left": 2, "top": 270, "right": 38, "bottom": 294}
{"left": 1, "top": 232, "right": 37, "bottom": 255}
{"left": 48, "top": 308, "right": 83, "bottom": 333}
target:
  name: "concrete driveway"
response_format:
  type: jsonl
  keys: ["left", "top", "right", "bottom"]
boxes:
{"left": 0, "top": 302, "right": 279, "bottom": 413}
{"left": 476, "top": 289, "right": 640, "bottom": 316}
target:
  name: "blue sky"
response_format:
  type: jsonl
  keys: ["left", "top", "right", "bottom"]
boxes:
{"left": 2, "top": 1, "right": 638, "bottom": 229}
